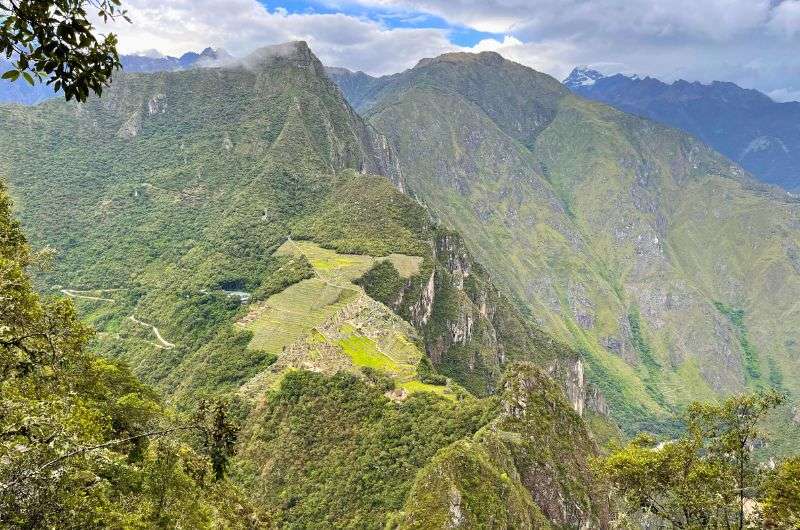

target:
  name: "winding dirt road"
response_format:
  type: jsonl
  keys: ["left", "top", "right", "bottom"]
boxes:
{"left": 128, "top": 315, "right": 176, "bottom": 349}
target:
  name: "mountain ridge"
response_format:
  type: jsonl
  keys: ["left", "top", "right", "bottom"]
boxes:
{"left": 0, "top": 45, "right": 236, "bottom": 105}
{"left": 564, "top": 67, "right": 800, "bottom": 191}
{"left": 329, "top": 51, "right": 800, "bottom": 446}
{"left": 0, "top": 41, "right": 614, "bottom": 526}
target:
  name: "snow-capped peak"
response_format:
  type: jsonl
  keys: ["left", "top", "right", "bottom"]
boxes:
{"left": 563, "top": 67, "right": 607, "bottom": 88}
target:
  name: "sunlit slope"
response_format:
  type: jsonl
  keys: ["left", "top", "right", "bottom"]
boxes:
{"left": 0, "top": 41, "right": 617, "bottom": 527}
{"left": 0, "top": 41, "right": 587, "bottom": 412}
{"left": 0, "top": 41, "right": 415, "bottom": 401}
{"left": 234, "top": 240, "right": 449, "bottom": 398}
{"left": 348, "top": 51, "right": 800, "bottom": 433}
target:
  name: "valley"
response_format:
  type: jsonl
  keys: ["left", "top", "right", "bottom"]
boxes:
{"left": 1, "top": 33, "right": 798, "bottom": 528}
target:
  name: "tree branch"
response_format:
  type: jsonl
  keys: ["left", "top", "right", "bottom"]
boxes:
{"left": 0, "top": 424, "right": 201, "bottom": 490}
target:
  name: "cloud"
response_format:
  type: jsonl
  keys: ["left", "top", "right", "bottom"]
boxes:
{"left": 344, "top": 0, "right": 772, "bottom": 40}
{"left": 95, "top": 0, "right": 459, "bottom": 75}
{"left": 339, "top": 0, "right": 800, "bottom": 99}
{"left": 767, "top": 87, "right": 800, "bottom": 102}
{"left": 95, "top": 0, "right": 800, "bottom": 100}
{"left": 768, "top": 0, "right": 800, "bottom": 38}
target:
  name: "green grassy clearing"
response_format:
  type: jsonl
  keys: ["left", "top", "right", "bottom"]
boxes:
{"left": 242, "top": 241, "right": 445, "bottom": 397}
{"left": 337, "top": 332, "right": 406, "bottom": 373}
{"left": 276, "top": 240, "right": 421, "bottom": 284}
{"left": 241, "top": 278, "right": 358, "bottom": 353}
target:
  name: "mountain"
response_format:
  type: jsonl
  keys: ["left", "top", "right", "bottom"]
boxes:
{"left": 0, "top": 47, "right": 234, "bottom": 105}
{"left": 564, "top": 67, "right": 800, "bottom": 192}
{"left": 0, "top": 41, "right": 611, "bottom": 527}
{"left": 0, "top": 58, "right": 56, "bottom": 105}
{"left": 329, "top": 53, "right": 800, "bottom": 448}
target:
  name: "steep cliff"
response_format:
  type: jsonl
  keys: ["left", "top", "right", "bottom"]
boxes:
{"left": 358, "top": 229, "right": 609, "bottom": 418}
{"left": 399, "top": 363, "right": 611, "bottom": 529}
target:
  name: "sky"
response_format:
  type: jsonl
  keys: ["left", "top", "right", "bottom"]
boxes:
{"left": 96, "top": 0, "right": 800, "bottom": 101}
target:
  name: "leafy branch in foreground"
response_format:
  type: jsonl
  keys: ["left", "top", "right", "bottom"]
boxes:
{"left": 0, "top": 0, "right": 129, "bottom": 101}
{"left": 596, "top": 390, "right": 789, "bottom": 529}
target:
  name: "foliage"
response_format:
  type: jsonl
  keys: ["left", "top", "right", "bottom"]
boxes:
{"left": 628, "top": 307, "right": 668, "bottom": 407}
{"left": 761, "top": 455, "right": 800, "bottom": 528}
{"left": 0, "top": 45, "right": 432, "bottom": 405}
{"left": 359, "top": 366, "right": 395, "bottom": 392}
{"left": 714, "top": 301, "right": 761, "bottom": 383}
{"left": 0, "top": 184, "right": 261, "bottom": 528}
{"left": 399, "top": 363, "right": 611, "bottom": 529}
{"left": 0, "top": 0, "right": 127, "bottom": 101}
{"left": 346, "top": 47, "right": 800, "bottom": 444}
{"left": 417, "top": 355, "right": 447, "bottom": 385}
{"left": 597, "top": 390, "right": 786, "bottom": 528}
{"left": 292, "top": 172, "right": 431, "bottom": 257}
{"left": 192, "top": 399, "right": 238, "bottom": 480}
{"left": 236, "top": 370, "right": 496, "bottom": 528}
{"left": 355, "top": 259, "right": 405, "bottom": 306}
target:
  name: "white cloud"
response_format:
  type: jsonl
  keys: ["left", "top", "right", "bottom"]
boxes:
{"left": 767, "top": 87, "right": 800, "bottom": 102}
{"left": 95, "top": 0, "right": 459, "bottom": 75}
{"left": 768, "top": 0, "right": 800, "bottom": 38}
{"left": 95, "top": 0, "right": 800, "bottom": 100}
{"left": 343, "top": 0, "right": 800, "bottom": 99}
{"left": 344, "top": 0, "right": 772, "bottom": 40}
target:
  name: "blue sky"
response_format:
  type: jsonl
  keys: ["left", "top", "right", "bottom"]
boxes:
{"left": 97, "top": 0, "right": 800, "bottom": 101}
{"left": 258, "top": 0, "right": 502, "bottom": 46}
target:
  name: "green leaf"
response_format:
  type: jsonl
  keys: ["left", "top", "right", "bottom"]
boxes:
{"left": 22, "top": 72, "right": 34, "bottom": 86}
{"left": 1, "top": 70, "right": 20, "bottom": 81}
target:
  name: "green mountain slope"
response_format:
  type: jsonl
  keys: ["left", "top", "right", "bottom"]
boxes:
{"left": 0, "top": 42, "right": 612, "bottom": 525}
{"left": 331, "top": 52, "right": 800, "bottom": 440}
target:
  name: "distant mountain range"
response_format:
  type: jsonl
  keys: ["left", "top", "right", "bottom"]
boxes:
{"left": 564, "top": 67, "right": 800, "bottom": 192}
{"left": 0, "top": 47, "right": 234, "bottom": 105}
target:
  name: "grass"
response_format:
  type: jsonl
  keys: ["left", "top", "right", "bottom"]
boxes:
{"left": 276, "top": 239, "right": 421, "bottom": 284}
{"left": 242, "top": 241, "right": 447, "bottom": 396}
{"left": 382, "top": 253, "right": 423, "bottom": 277}
{"left": 276, "top": 240, "right": 374, "bottom": 283}
{"left": 337, "top": 332, "right": 404, "bottom": 372}
{"left": 399, "top": 380, "right": 452, "bottom": 397}
{"left": 241, "top": 278, "right": 358, "bottom": 353}
{"left": 714, "top": 301, "right": 761, "bottom": 384}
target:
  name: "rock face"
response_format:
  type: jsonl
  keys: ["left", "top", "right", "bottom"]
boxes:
{"left": 331, "top": 52, "right": 800, "bottom": 436}
{"left": 0, "top": 40, "right": 423, "bottom": 401}
{"left": 399, "top": 363, "right": 611, "bottom": 529}
{"left": 1, "top": 40, "right": 619, "bottom": 529}
{"left": 364, "top": 228, "right": 609, "bottom": 418}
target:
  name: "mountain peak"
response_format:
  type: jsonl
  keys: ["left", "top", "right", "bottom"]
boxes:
{"left": 563, "top": 67, "right": 606, "bottom": 88}
{"left": 414, "top": 50, "right": 506, "bottom": 70}
{"left": 199, "top": 46, "right": 232, "bottom": 59}
{"left": 243, "top": 41, "right": 319, "bottom": 70}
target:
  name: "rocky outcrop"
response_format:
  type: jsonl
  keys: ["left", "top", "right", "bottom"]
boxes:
{"left": 381, "top": 229, "right": 609, "bottom": 418}
{"left": 399, "top": 363, "right": 611, "bottom": 529}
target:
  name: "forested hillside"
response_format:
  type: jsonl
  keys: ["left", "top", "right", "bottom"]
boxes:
{"left": 0, "top": 41, "right": 613, "bottom": 527}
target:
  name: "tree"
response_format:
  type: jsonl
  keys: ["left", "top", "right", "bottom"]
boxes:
{"left": 761, "top": 456, "right": 800, "bottom": 528}
{"left": 0, "top": 184, "right": 261, "bottom": 527}
{"left": 193, "top": 399, "right": 238, "bottom": 480}
{"left": 597, "top": 390, "right": 786, "bottom": 529}
{"left": 686, "top": 390, "right": 785, "bottom": 529}
{"left": 0, "top": 0, "right": 128, "bottom": 101}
